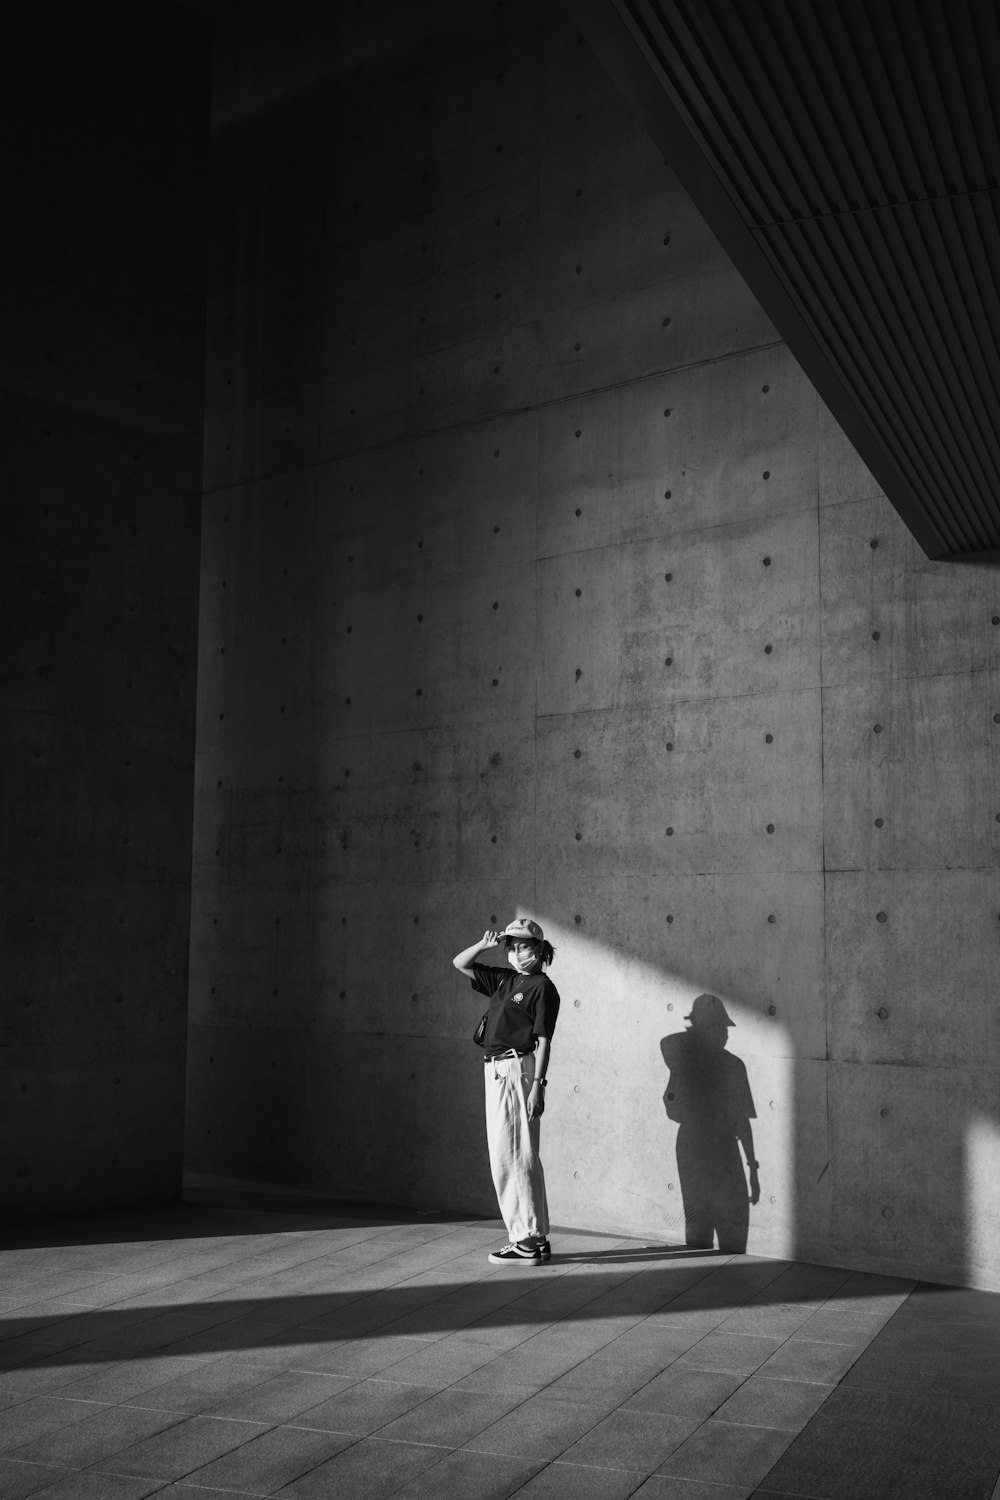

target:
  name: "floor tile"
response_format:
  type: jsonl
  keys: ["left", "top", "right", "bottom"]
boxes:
{"left": 377, "top": 1336, "right": 503, "bottom": 1389}
{"left": 291, "top": 1335, "right": 428, "bottom": 1378}
{"left": 560, "top": 1407, "right": 701, "bottom": 1475}
{"left": 592, "top": 1325, "right": 702, "bottom": 1367}
{"left": 16, "top": 1473, "right": 168, "bottom": 1500}
{"left": 310, "top": 1315, "right": 403, "bottom": 1346}
{"left": 632, "top": 1477, "right": 748, "bottom": 1500}
{"left": 95, "top": 1413, "right": 269, "bottom": 1479}
{"left": 5, "top": 1359, "right": 112, "bottom": 1396}
{"left": 819, "top": 1287, "right": 912, "bottom": 1320}
{"left": 762, "top": 1266, "right": 852, "bottom": 1301}
{"left": 516, "top": 1324, "right": 626, "bottom": 1364}
{"left": 542, "top": 1356, "right": 656, "bottom": 1402}
{"left": 623, "top": 1366, "right": 743, "bottom": 1419}
{"left": 749, "top": 1488, "right": 839, "bottom": 1500}
{"left": 671, "top": 1333, "right": 784, "bottom": 1377}
{"left": 0, "top": 1398, "right": 102, "bottom": 1455}
{"left": 1, "top": 1308, "right": 132, "bottom": 1352}
{"left": 751, "top": 1491, "right": 832, "bottom": 1500}
{"left": 716, "top": 1302, "right": 820, "bottom": 1339}
{"left": 277, "top": 1434, "right": 444, "bottom": 1498}
{"left": 755, "top": 1340, "right": 861, "bottom": 1386}
{"left": 757, "top": 1384, "right": 1000, "bottom": 1500}
{"left": 8, "top": 1402, "right": 182, "bottom": 1468}
{"left": 656, "top": 1420, "right": 796, "bottom": 1487}
{"left": 512, "top": 1462, "right": 648, "bottom": 1500}
{"left": 290, "top": 1378, "right": 436, "bottom": 1436}
{"left": 0, "top": 1337, "right": 78, "bottom": 1374}
{"left": 339, "top": 1292, "right": 483, "bottom": 1343}
{"left": 374, "top": 1387, "right": 520, "bottom": 1446}
{"left": 713, "top": 1376, "right": 832, "bottom": 1431}
{"left": 576, "top": 1353, "right": 671, "bottom": 1389}
{"left": 0, "top": 1345, "right": 61, "bottom": 1379}
{"left": 836, "top": 1316, "right": 1000, "bottom": 1400}
{"left": 463, "top": 1393, "right": 617, "bottom": 1461}
{"left": 450, "top": 1348, "right": 572, "bottom": 1398}
{"left": 207, "top": 1368, "right": 358, "bottom": 1423}
{"left": 789, "top": 1307, "right": 893, "bottom": 1346}
{"left": 645, "top": 1306, "right": 735, "bottom": 1335}
{"left": 55, "top": 1355, "right": 220, "bottom": 1406}
{"left": 131, "top": 1355, "right": 279, "bottom": 1413}
{"left": 182, "top": 1422, "right": 355, "bottom": 1493}
{"left": 384, "top": 1447, "right": 542, "bottom": 1500}
{"left": 0, "top": 1461, "right": 73, "bottom": 1499}
{"left": 902, "top": 1282, "right": 1000, "bottom": 1329}
{"left": 832, "top": 1271, "right": 915, "bottom": 1301}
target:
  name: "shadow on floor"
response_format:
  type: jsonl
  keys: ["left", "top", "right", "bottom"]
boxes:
{"left": 0, "top": 1191, "right": 475, "bottom": 1252}
{"left": 0, "top": 1196, "right": 915, "bottom": 1371}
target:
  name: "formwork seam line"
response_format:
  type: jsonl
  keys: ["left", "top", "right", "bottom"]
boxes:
{"left": 202, "top": 341, "right": 789, "bottom": 496}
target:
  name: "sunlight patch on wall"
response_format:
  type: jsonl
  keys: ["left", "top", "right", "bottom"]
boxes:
{"left": 965, "top": 1114, "right": 1000, "bottom": 1293}
{"left": 529, "top": 913, "right": 794, "bottom": 1257}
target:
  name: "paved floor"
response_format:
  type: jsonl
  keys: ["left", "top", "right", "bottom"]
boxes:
{"left": 1, "top": 1194, "right": 998, "bottom": 1500}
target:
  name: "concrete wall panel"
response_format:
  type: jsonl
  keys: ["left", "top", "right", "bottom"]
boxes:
{"left": 826, "top": 870, "right": 1000, "bottom": 1068}
{"left": 823, "top": 672, "right": 1000, "bottom": 871}
{"left": 536, "top": 157, "right": 732, "bottom": 310}
{"left": 536, "top": 345, "right": 817, "bottom": 558}
{"left": 828, "top": 1060, "right": 991, "bottom": 1284}
{"left": 532, "top": 271, "right": 778, "bottom": 407}
{"left": 536, "top": 509, "right": 821, "bottom": 717}
{"left": 330, "top": 182, "right": 538, "bottom": 348}
{"left": 820, "top": 494, "right": 1000, "bottom": 686}
{"left": 316, "top": 573, "right": 537, "bottom": 737}
{"left": 315, "top": 419, "right": 540, "bottom": 585}
{"left": 535, "top": 691, "right": 822, "bottom": 878}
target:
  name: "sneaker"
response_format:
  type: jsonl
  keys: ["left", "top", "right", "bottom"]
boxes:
{"left": 488, "top": 1241, "right": 541, "bottom": 1264}
{"left": 536, "top": 1238, "right": 551, "bottom": 1261}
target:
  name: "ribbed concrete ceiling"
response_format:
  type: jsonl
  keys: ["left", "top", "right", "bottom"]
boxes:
{"left": 567, "top": 0, "right": 1000, "bottom": 559}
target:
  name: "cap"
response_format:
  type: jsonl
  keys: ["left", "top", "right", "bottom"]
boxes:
{"left": 685, "top": 992, "right": 735, "bottom": 1026}
{"left": 501, "top": 917, "right": 544, "bottom": 943}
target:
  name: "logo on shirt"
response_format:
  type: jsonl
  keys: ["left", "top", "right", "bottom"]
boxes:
{"left": 512, "top": 992, "right": 525, "bottom": 1005}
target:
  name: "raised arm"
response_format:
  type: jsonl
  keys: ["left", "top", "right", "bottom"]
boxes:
{"left": 453, "top": 930, "right": 500, "bottom": 980}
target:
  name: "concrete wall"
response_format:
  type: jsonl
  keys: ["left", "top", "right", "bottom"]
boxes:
{"left": 188, "top": 0, "right": 1000, "bottom": 1289}
{"left": 1, "top": 5, "right": 208, "bottom": 1214}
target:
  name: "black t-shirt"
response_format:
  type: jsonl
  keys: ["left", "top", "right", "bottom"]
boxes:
{"left": 471, "top": 963, "right": 560, "bottom": 1056}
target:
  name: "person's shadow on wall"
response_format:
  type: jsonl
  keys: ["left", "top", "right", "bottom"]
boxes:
{"left": 661, "top": 993, "right": 761, "bottom": 1254}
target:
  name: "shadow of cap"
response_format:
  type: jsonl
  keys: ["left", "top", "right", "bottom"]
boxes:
{"left": 685, "top": 992, "right": 735, "bottom": 1026}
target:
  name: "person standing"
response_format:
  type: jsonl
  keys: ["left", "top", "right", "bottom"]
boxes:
{"left": 453, "top": 918, "right": 560, "bottom": 1263}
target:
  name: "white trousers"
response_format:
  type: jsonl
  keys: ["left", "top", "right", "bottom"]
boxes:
{"left": 484, "top": 1052, "right": 549, "bottom": 1241}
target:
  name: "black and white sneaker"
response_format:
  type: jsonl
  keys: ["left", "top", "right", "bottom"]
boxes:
{"left": 536, "top": 1238, "right": 551, "bottom": 1261}
{"left": 488, "top": 1240, "right": 541, "bottom": 1264}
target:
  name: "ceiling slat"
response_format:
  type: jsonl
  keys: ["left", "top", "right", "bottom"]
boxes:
{"left": 572, "top": 0, "right": 1000, "bottom": 556}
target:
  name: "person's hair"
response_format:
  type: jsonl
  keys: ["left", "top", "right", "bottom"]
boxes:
{"left": 504, "top": 937, "right": 555, "bottom": 967}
